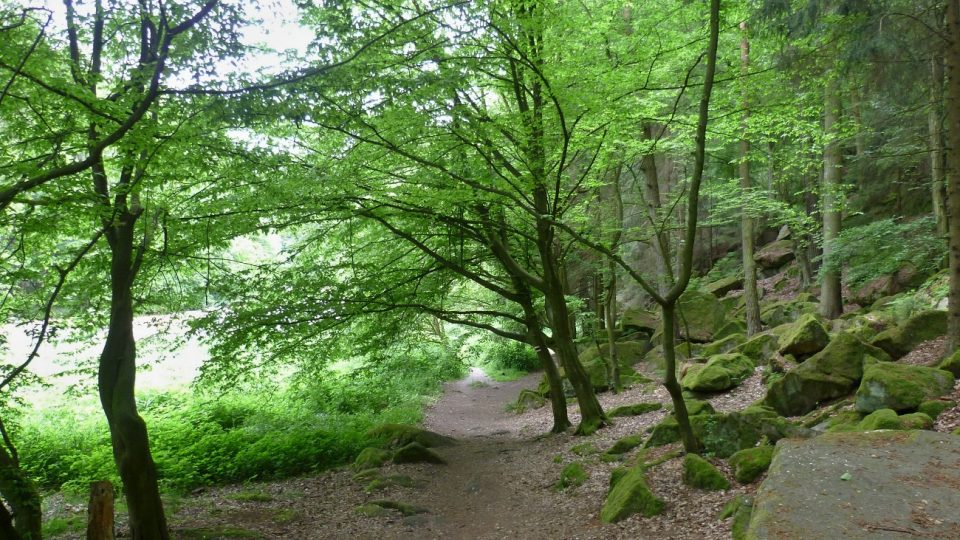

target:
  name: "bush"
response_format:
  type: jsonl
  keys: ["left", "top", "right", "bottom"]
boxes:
{"left": 478, "top": 339, "right": 540, "bottom": 373}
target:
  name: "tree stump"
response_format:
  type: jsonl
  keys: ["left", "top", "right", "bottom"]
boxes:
{"left": 87, "top": 480, "right": 115, "bottom": 540}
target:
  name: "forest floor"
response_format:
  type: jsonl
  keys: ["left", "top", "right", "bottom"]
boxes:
{"left": 156, "top": 364, "right": 768, "bottom": 540}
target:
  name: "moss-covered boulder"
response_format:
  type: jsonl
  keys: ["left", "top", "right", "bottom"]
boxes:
{"left": 729, "top": 446, "right": 775, "bottom": 484}
{"left": 367, "top": 424, "right": 456, "bottom": 449}
{"left": 621, "top": 309, "right": 659, "bottom": 336}
{"left": 579, "top": 346, "right": 650, "bottom": 392}
{"left": 556, "top": 462, "right": 588, "bottom": 490}
{"left": 605, "top": 434, "right": 645, "bottom": 455}
{"left": 855, "top": 363, "right": 955, "bottom": 413}
{"left": 754, "top": 239, "right": 795, "bottom": 269}
{"left": 765, "top": 333, "right": 888, "bottom": 416}
{"left": 937, "top": 351, "right": 960, "bottom": 377}
{"left": 870, "top": 310, "right": 948, "bottom": 359}
{"left": 701, "top": 334, "right": 747, "bottom": 357}
{"left": 690, "top": 409, "right": 775, "bottom": 458}
{"left": 856, "top": 408, "right": 901, "bottom": 430}
{"left": 918, "top": 399, "right": 956, "bottom": 420}
{"left": 392, "top": 442, "right": 446, "bottom": 465}
{"left": 681, "top": 353, "right": 755, "bottom": 393}
{"left": 353, "top": 447, "right": 393, "bottom": 471}
{"left": 732, "top": 498, "right": 754, "bottom": 540}
{"left": 570, "top": 442, "right": 600, "bottom": 456}
{"left": 777, "top": 314, "right": 829, "bottom": 358}
{"left": 682, "top": 454, "right": 730, "bottom": 490}
{"left": 705, "top": 275, "right": 744, "bottom": 297}
{"left": 608, "top": 402, "right": 663, "bottom": 417}
{"left": 677, "top": 290, "right": 728, "bottom": 343}
{"left": 761, "top": 299, "right": 818, "bottom": 328}
{"left": 600, "top": 465, "right": 665, "bottom": 523}
{"left": 715, "top": 320, "right": 748, "bottom": 341}
{"left": 736, "top": 333, "right": 779, "bottom": 364}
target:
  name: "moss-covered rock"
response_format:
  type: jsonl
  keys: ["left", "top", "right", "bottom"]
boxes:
{"left": 705, "top": 275, "right": 744, "bottom": 297}
{"left": 729, "top": 446, "right": 775, "bottom": 484}
{"left": 682, "top": 454, "right": 730, "bottom": 490}
{"left": 718, "top": 494, "right": 748, "bottom": 520}
{"left": 855, "top": 363, "right": 955, "bottom": 413}
{"left": 736, "top": 333, "right": 779, "bottom": 364}
{"left": 621, "top": 309, "right": 659, "bottom": 335}
{"left": 646, "top": 400, "right": 718, "bottom": 448}
{"left": 570, "top": 442, "right": 600, "bottom": 456}
{"left": 761, "top": 299, "right": 818, "bottom": 328}
{"left": 918, "top": 399, "right": 956, "bottom": 420}
{"left": 556, "top": 462, "right": 588, "bottom": 490}
{"left": 856, "top": 408, "right": 901, "bottom": 430}
{"left": 392, "top": 442, "right": 446, "bottom": 465}
{"left": 716, "top": 320, "right": 748, "bottom": 341}
{"left": 608, "top": 466, "right": 630, "bottom": 494}
{"left": 823, "top": 410, "right": 864, "bottom": 432}
{"left": 367, "top": 424, "right": 456, "bottom": 449}
{"left": 870, "top": 310, "right": 948, "bottom": 359}
{"left": 765, "top": 333, "right": 886, "bottom": 416}
{"left": 899, "top": 412, "right": 934, "bottom": 430}
{"left": 937, "top": 351, "right": 960, "bottom": 377}
{"left": 600, "top": 465, "right": 665, "bottom": 523}
{"left": 681, "top": 353, "right": 755, "bottom": 393}
{"left": 701, "top": 334, "right": 748, "bottom": 357}
{"left": 513, "top": 389, "right": 547, "bottom": 413}
{"left": 578, "top": 345, "right": 650, "bottom": 392}
{"left": 353, "top": 447, "right": 393, "bottom": 471}
{"left": 732, "top": 498, "right": 753, "bottom": 540}
{"left": 777, "top": 314, "right": 829, "bottom": 358}
{"left": 754, "top": 239, "right": 795, "bottom": 269}
{"left": 366, "top": 500, "right": 429, "bottom": 517}
{"left": 605, "top": 434, "right": 645, "bottom": 455}
{"left": 608, "top": 402, "right": 663, "bottom": 417}
{"left": 690, "top": 411, "right": 771, "bottom": 458}
{"left": 677, "top": 290, "right": 728, "bottom": 343}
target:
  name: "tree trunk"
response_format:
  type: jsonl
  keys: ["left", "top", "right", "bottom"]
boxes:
{"left": 945, "top": 0, "right": 960, "bottom": 352}
{"left": 87, "top": 480, "right": 115, "bottom": 540}
{"left": 660, "top": 302, "right": 699, "bottom": 452}
{"left": 99, "top": 212, "right": 169, "bottom": 540}
{"left": 0, "top": 443, "right": 41, "bottom": 540}
{"left": 931, "top": 54, "right": 948, "bottom": 237}
{"left": 850, "top": 84, "right": 868, "bottom": 189}
{"left": 517, "top": 282, "right": 570, "bottom": 433}
{"left": 739, "top": 21, "right": 762, "bottom": 337}
{"left": 641, "top": 124, "right": 672, "bottom": 293}
{"left": 819, "top": 76, "right": 844, "bottom": 319}
{"left": 603, "top": 262, "right": 620, "bottom": 393}
{"left": 0, "top": 503, "right": 19, "bottom": 540}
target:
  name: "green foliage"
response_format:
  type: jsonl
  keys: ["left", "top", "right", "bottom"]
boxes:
{"left": 471, "top": 338, "right": 540, "bottom": 375}
{"left": 822, "top": 217, "right": 943, "bottom": 289}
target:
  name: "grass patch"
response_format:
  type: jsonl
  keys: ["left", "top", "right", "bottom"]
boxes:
{"left": 483, "top": 367, "right": 529, "bottom": 382}
{"left": 42, "top": 516, "right": 85, "bottom": 537}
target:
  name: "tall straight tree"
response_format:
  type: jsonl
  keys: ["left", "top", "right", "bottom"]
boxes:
{"left": 819, "top": 73, "right": 844, "bottom": 319}
{"left": 739, "top": 20, "right": 762, "bottom": 336}
{"left": 946, "top": 0, "right": 960, "bottom": 351}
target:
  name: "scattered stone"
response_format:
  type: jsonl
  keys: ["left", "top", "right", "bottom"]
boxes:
{"left": 600, "top": 465, "right": 665, "bottom": 523}
{"left": 682, "top": 454, "right": 730, "bottom": 491}
{"left": 607, "top": 402, "right": 662, "bottom": 417}
{"left": 728, "top": 446, "right": 774, "bottom": 484}
{"left": 870, "top": 310, "right": 947, "bottom": 359}
{"left": 747, "top": 431, "right": 960, "bottom": 539}
{"left": 938, "top": 351, "right": 960, "bottom": 377}
{"left": 855, "top": 362, "right": 955, "bottom": 413}
{"left": 392, "top": 442, "right": 447, "bottom": 465}
{"left": 776, "top": 314, "right": 829, "bottom": 358}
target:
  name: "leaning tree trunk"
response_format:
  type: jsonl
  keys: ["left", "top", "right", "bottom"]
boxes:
{"left": 739, "top": 21, "right": 762, "bottom": 337}
{"left": 517, "top": 283, "right": 571, "bottom": 433}
{"left": 0, "top": 442, "right": 41, "bottom": 540}
{"left": 945, "top": 0, "right": 960, "bottom": 352}
{"left": 819, "top": 75, "right": 844, "bottom": 319}
{"left": 99, "top": 211, "right": 168, "bottom": 540}
{"left": 660, "top": 302, "right": 699, "bottom": 451}
{"left": 931, "top": 54, "right": 948, "bottom": 237}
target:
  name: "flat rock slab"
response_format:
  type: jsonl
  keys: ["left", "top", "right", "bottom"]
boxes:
{"left": 748, "top": 430, "right": 960, "bottom": 539}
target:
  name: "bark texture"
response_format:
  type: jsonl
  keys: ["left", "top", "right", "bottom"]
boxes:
{"left": 945, "top": 0, "right": 960, "bottom": 351}
{"left": 739, "top": 21, "right": 762, "bottom": 336}
{"left": 820, "top": 76, "right": 844, "bottom": 319}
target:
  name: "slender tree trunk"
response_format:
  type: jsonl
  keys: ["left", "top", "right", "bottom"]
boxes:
{"left": 739, "top": 21, "right": 762, "bottom": 336}
{"left": 0, "top": 442, "right": 41, "bottom": 540}
{"left": 945, "top": 0, "right": 960, "bottom": 351}
{"left": 99, "top": 211, "right": 168, "bottom": 540}
{"left": 820, "top": 76, "right": 844, "bottom": 319}
{"left": 517, "top": 281, "right": 570, "bottom": 433}
{"left": 931, "top": 54, "right": 948, "bottom": 237}
{"left": 661, "top": 302, "right": 699, "bottom": 451}
{"left": 641, "top": 124, "right": 672, "bottom": 294}
{"left": 0, "top": 504, "right": 18, "bottom": 540}
{"left": 850, "top": 84, "right": 868, "bottom": 189}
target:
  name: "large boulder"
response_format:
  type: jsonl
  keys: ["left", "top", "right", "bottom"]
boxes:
{"left": 579, "top": 347, "right": 650, "bottom": 392}
{"left": 765, "top": 333, "right": 888, "bottom": 416}
{"left": 620, "top": 309, "right": 659, "bottom": 336}
{"left": 735, "top": 333, "right": 779, "bottom": 364}
{"left": 870, "top": 310, "right": 947, "bottom": 359}
{"left": 760, "top": 299, "right": 818, "bottom": 328}
{"left": 677, "top": 290, "right": 728, "bottom": 343}
{"left": 746, "top": 431, "right": 960, "bottom": 539}
{"left": 579, "top": 340, "right": 651, "bottom": 368}
{"left": 704, "top": 275, "right": 744, "bottom": 297}
{"left": 776, "top": 314, "right": 829, "bottom": 358}
{"left": 855, "top": 363, "right": 955, "bottom": 413}
{"left": 689, "top": 407, "right": 779, "bottom": 458}
{"left": 682, "top": 454, "right": 730, "bottom": 490}
{"left": 681, "top": 353, "right": 755, "bottom": 393}
{"left": 728, "top": 446, "right": 775, "bottom": 484}
{"left": 753, "top": 239, "right": 795, "bottom": 270}
{"left": 601, "top": 465, "right": 665, "bottom": 523}
{"left": 701, "top": 334, "right": 747, "bottom": 357}
{"left": 856, "top": 408, "right": 934, "bottom": 431}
